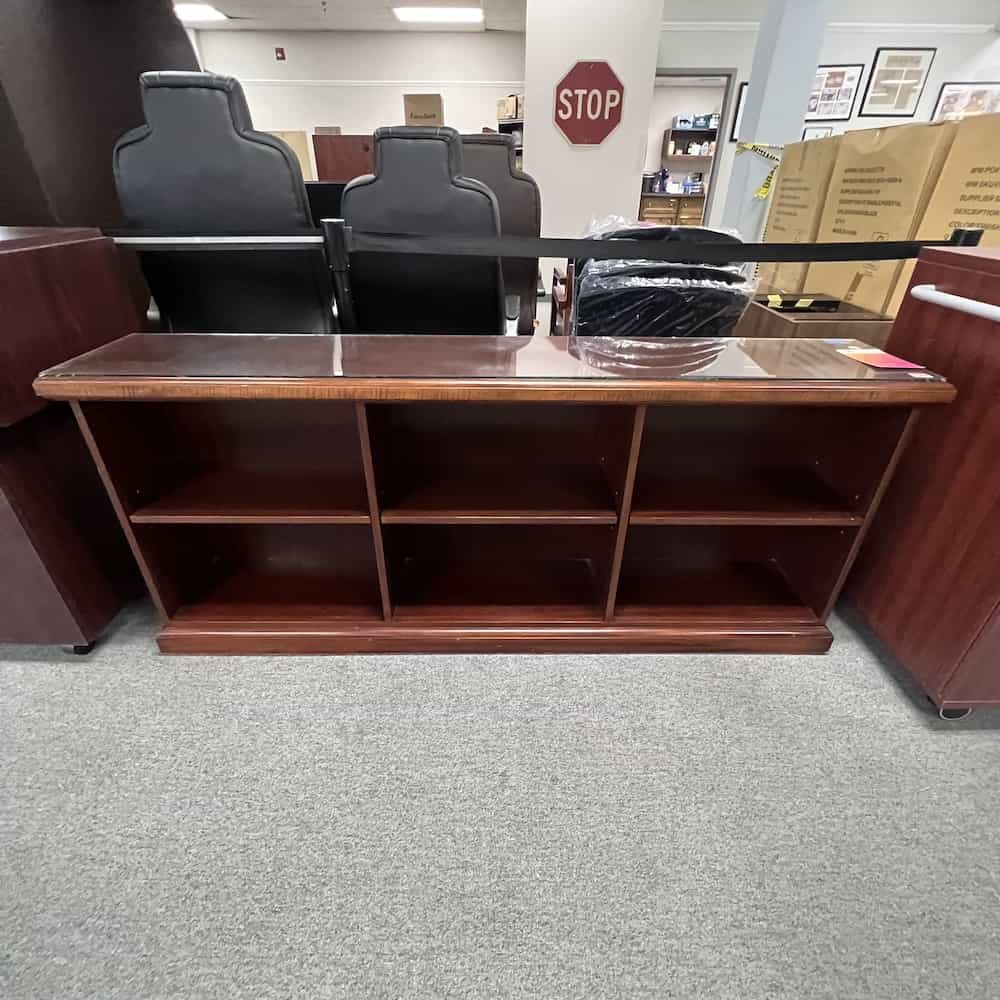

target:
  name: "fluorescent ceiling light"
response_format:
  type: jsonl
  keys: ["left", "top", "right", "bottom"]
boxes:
{"left": 174, "top": 4, "right": 228, "bottom": 22}
{"left": 393, "top": 7, "right": 483, "bottom": 23}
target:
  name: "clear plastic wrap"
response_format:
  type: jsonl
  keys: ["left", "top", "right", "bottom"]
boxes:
{"left": 572, "top": 218, "right": 756, "bottom": 338}
{"left": 574, "top": 268, "right": 755, "bottom": 338}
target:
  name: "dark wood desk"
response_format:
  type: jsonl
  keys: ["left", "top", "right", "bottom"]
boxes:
{"left": 847, "top": 247, "right": 1000, "bottom": 715}
{"left": 311, "top": 134, "right": 373, "bottom": 182}
{"left": 35, "top": 334, "right": 953, "bottom": 655}
{"left": 1, "top": 227, "right": 142, "bottom": 646}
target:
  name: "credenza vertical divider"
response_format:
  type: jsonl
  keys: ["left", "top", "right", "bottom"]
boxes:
{"left": 69, "top": 401, "right": 174, "bottom": 620}
{"left": 354, "top": 402, "right": 393, "bottom": 619}
{"left": 819, "top": 407, "right": 921, "bottom": 619}
{"left": 603, "top": 405, "right": 646, "bottom": 620}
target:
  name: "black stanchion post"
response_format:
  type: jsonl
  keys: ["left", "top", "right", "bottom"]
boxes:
{"left": 949, "top": 228, "right": 984, "bottom": 246}
{"left": 322, "top": 218, "right": 358, "bottom": 333}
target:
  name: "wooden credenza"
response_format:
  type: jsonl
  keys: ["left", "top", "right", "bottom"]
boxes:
{"left": 34, "top": 334, "right": 952, "bottom": 655}
{"left": 846, "top": 246, "right": 1000, "bottom": 714}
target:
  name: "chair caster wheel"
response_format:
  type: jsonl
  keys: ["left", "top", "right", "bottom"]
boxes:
{"left": 71, "top": 642, "right": 95, "bottom": 655}
{"left": 938, "top": 705, "right": 972, "bottom": 721}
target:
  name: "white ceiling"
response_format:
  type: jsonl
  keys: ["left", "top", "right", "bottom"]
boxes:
{"left": 188, "top": 0, "right": 1000, "bottom": 32}
{"left": 191, "top": 0, "right": 526, "bottom": 32}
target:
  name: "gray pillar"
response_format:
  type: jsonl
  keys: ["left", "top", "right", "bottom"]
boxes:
{"left": 720, "top": 0, "right": 829, "bottom": 240}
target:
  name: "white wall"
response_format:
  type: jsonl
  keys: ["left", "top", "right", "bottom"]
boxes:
{"left": 195, "top": 30, "right": 525, "bottom": 134}
{"left": 523, "top": 0, "right": 663, "bottom": 247}
{"left": 658, "top": 22, "right": 1000, "bottom": 226}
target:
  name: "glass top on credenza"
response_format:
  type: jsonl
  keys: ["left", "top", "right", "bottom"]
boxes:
{"left": 39, "top": 334, "right": 947, "bottom": 385}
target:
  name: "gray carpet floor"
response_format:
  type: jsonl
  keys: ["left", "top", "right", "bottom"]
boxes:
{"left": 2, "top": 602, "right": 999, "bottom": 1000}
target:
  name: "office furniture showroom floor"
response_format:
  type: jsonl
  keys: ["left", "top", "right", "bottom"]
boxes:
{"left": 2, "top": 601, "right": 998, "bottom": 1000}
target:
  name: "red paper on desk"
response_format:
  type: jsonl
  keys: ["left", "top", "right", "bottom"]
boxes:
{"left": 837, "top": 348, "right": 925, "bottom": 370}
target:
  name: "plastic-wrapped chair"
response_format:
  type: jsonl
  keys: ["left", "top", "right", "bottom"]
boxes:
{"left": 572, "top": 225, "right": 754, "bottom": 338}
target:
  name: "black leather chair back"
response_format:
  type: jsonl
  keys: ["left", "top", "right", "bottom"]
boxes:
{"left": 113, "top": 71, "right": 333, "bottom": 333}
{"left": 342, "top": 126, "right": 504, "bottom": 334}
{"left": 460, "top": 134, "right": 540, "bottom": 335}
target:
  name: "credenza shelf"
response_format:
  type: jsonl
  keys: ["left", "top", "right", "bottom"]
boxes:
{"left": 130, "top": 468, "right": 371, "bottom": 525}
{"left": 175, "top": 570, "right": 384, "bottom": 622}
{"left": 35, "top": 333, "right": 949, "bottom": 656}
{"left": 379, "top": 463, "right": 617, "bottom": 524}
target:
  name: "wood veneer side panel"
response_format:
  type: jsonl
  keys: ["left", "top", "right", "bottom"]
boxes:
{"left": 848, "top": 255, "right": 1000, "bottom": 699}
{"left": 355, "top": 402, "right": 392, "bottom": 620}
{"left": 2, "top": 235, "right": 141, "bottom": 426}
{"left": 33, "top": 376, "right": 957, "bottom": 407}
{"left": 70, "top": 401, "right": 175, "bottom": 620}
{"left": 940, "top": 607, "right": 1000, "bottom": 706}
{"left": 603, "top": 406, "right": 645, "bottom": 619}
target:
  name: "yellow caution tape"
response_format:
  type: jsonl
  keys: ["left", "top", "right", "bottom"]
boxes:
{"left": 736, "top": 141, "right": 784, "bottom": 163}
{"left": 754, "top": 166, "right": 777, "bottom": 199}
{"left": 736, "top": 142, "right": 783, "bottom": 199}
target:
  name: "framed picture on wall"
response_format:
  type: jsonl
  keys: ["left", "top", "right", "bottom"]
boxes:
{"left": 932, "top": 81, "right": 1000, "bottom": 120}
{"left": 729, "top": 81, "right": 748, "bottom": 142}
{"left": 859, "top": 47, "right": 935, "bottom": 117}
{"left": 805, "top": 65, "right": 863, "bottom": 121}
{"left": 802, "top": 125, "right": 834, "bottom": 141}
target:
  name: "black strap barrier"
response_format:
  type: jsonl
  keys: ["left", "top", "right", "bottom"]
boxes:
{"left": 107, "top": 227, "right": 983, "bottom": 263}
{"left": 347, "top": 228, "right": 983, "bottom": 264}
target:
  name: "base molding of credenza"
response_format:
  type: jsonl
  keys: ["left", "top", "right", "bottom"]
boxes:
{"left": 157, "top": 619, "right": 833, "bottom": 655}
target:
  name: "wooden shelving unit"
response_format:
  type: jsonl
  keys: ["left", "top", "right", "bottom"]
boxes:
{"left": 642, "top": 124, "right": 719, "bottom": 225}
{"left": 34, "top": 333, "right": 954, "bottom": 655}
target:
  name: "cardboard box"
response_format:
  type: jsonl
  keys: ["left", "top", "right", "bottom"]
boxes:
{"left": 886, "top": 113, "right": 1000, "bottom": 314}
{"left": 404, "top": 93, "right": 444, "bottom": 127}
{"left": 497, "top": 95, "right": 517, "bottom": 120}
{"left": 805, "top": 121, "right": 956, "bottom": 315}
{"left": 757, "top": 136, "right": 841, "bottom": 293}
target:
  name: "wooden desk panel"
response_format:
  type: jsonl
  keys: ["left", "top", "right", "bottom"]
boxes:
{"left": 35, "top": 334, "right": 950, "bottom": 655}
{"left": 1, "top": 228, "right": 142, "bottom": 645}
{"left": 846, "top": 248, "right": 1000, "bottom": 711}
{"left": 311, "top": 134, "right": 373, "bottom": 183}
{"left": 1, "top": 229, "right": 141, "bottom": 426}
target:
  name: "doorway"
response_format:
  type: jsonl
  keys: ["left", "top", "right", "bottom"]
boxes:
{"left": 642, "top": 69, "right": 737, "bottom": 227}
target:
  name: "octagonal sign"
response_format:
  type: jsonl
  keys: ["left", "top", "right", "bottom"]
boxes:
{"left": 554, "top": 61, "right": 625, "bottom": 145}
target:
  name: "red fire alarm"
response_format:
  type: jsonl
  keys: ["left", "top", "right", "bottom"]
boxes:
{"left": 275, "top": 47, "right": 286, "bottom": 61}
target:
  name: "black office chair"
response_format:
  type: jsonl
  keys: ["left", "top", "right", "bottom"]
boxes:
{"left": 113, "top": 71, "right": 334, "bottom": 333}
{"left": 342, "top": 126, "right": 505, "bottom": 334}
{"left": 460, "top": 134, "right": 541, "bottom": 335}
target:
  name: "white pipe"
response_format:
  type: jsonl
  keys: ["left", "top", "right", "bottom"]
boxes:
{"left": 910, "top": 284, "right": 1000, "bottom": 324}
{"left": 112, "top": 235, "right": 324, "bottom": 247}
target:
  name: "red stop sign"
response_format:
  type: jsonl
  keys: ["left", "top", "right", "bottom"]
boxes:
{"left": 554, "top": 61, "right": 625, "bottom": 145}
